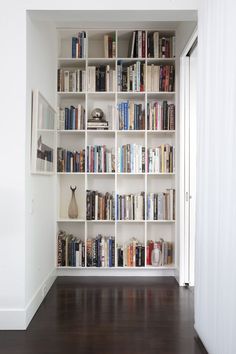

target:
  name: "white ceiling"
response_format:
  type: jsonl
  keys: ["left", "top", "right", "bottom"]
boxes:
{"left": 28, "top": 10, "right": 197, "bottom": 27}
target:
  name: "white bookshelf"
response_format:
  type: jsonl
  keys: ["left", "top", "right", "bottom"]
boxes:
{"left": 56, "top": 29, "right": 176, "bottom": 274}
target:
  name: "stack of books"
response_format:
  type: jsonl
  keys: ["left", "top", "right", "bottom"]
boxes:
{"left": 87, "top": 235, "right": 115, "bottom": 267}
{"left": 147, "top": 189, "right": 175, "bottom": 220}
{"left": 117, "top": 238, "right": 145, "bottom": 267}
{"left": 57, "top": 148, "right": 85, "bottom": 173}
{"left": 146, "top": 64, "right": 175, "bottom": 92}
{"left": 116, "top": 192, "right": 145, "bottom": 220}
{"left": 87, "top": 145, "right": 115, "bottom": 173}
{"left": 86, "top": 190, "right": 115, "bottom": 220}
{"left": 57, "top": 105, "right": 85, "bottom": 130}
{"left": 128, "top": 31, "right": 146, "bottom": 58}
{"left": 87, "top": 65, "right": 116, "bottom": 92}
{"left": 147, "top": 32, "right": 175, "bottom": 58}
{"left": 147, "top": 144, "right": 175, "bottom": 173}
{"left": 104, "top": 34, "right": 116, "bottom": 58}
{"left": 147, "top": 101, "right": 175, "bottom": 130}
{"left": 146, "top": 239, "right": 172, "bottom": 266}
{"left": 57, "top": 231, "right": 85, "bottom": 267}
{"left": 117, "top": 101, "right": 145, "bottom": 130}
{"left": 117, "top": 61, "right": 145, "bottom": 92}
{"left": 117, "top": 144, "right": 145, "bottom": 173}
{"left": 87, "top": 116, "right": 109, "bottom": 130}
{"left": 71, "top": 32, "right": 87, "bottom": 58}
{"left": 57, "top": 68, "right": 86, "bottom": 92}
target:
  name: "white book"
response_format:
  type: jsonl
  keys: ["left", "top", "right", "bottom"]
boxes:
{"left": 106, "top": 65, "right": 110, "bottom": 92}
{"left": 137, "top": 194, "right": 143, "bottom": 220}
{"left": 147, "top": 65, "right": 151, "bottom": 92}
{"left": 153, "top": 32, "right": 159, "bottom": 58}
{"left": 72, "top": 72, "right": 76, "bottom": 92}
{"left": 138, "top": 30, "right": 142, "bottom": 58}
{"left": 95, "top": 193, "right": 98, "bottom": 220}
{"left": 64, "top": 71, "right": 69, "bottom": 92}
{"left": 104, "top": 35, "right": 109, "bottom": 58}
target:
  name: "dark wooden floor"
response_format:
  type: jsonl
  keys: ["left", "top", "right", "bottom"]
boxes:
{"left": 0, "top": 277, "right": 207, "bottom": 354}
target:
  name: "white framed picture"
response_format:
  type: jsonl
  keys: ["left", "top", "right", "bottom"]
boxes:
{"left": 31, "top": 89, "right": 56, "bottom": 174}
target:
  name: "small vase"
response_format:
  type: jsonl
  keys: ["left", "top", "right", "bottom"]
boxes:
{"left": 68, "top": 186, "right": 78, "bottom": 219}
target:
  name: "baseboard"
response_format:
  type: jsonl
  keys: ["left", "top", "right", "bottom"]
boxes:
{"left": 0, "top": 309, "right": 27, "bottom": 330}
{"left": 25, "top": 268, "right": 57, "bottom": 328}
{"left": 57, "top": 268, "right": 176, "bottom": 276}
{"left": 0, "top": 268, "right": 57, "bottom": 330}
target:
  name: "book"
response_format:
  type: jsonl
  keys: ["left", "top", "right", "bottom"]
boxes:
{"left": 87, "top": 235, "right": 115, "bottom": 267}
{"left": 57, "top": 148, "right": 85, "bottom": 172}
{"left": 118, "top": 144, "right": 145, "bottom": 173}
{"left": 147, "top": 144, "right": 175, "bottom": 173}
{"left": 71, "top": 32, "right": 87, "bottom": 58}
{"left": 117, "top": 61, "right": 145, "bottom": 92}
{"left": 57, "top": 105, "right": 85, "bottom": 130}
{"left": 146, "top": 64, "right": 175, "bottom": 92}
{"left": 87, "top": 65, "right": 116, "bottom": 92}
{"left": 57, "top": 69, "right": 86, "bottom": 92}
{"left": 147, "top": 101, "right": 175, "bottom": 130}
{"left": 117, "top": 101, "right": 145, "bottom": 130}
{"left": 86, "top": 190, "right": 115, "bottom": 220}
{"left": 117, "top": 238, "right": 145, "bottom": 267}
{"left": 116, "top": 192, "right": 145, "bottom": 220}
{"left": 147, "top": 189, "right": 175, "bottom": 220}
{"left": 146, "top": 239, "right": 172, "bottom": 266}
{"left": 87, "top": 145, "right": 115, "bottom": 173}
{"left": 57, "top": 230, "right": 85, "bottom": 267}
{"left": 128, "top": 31, "right": 146, "bottom": 58}
{"left": 104, "top": 34, "right": 116, "bottom": 58}
{"left": 147, "top": 32, "right": 175, "bottom": 58}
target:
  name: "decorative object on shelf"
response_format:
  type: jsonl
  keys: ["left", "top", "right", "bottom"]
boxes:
{"left": 68, "top": 186, "right": 78, "bottom": 219}
{"left": 31, "top": 89, "right": 56, "bottom": 174}
{"left": 151, "top": 242, "right": 161, "bottom": 266}
{"left": 87, "top": 108, "right": 109, "bottom": 130}
{"left": 91, "top": 108, "right": 104, "bottom": 120}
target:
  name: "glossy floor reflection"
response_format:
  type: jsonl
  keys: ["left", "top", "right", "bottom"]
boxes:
{"left": 0, "top": 277, "right": 207, "bottom": 354}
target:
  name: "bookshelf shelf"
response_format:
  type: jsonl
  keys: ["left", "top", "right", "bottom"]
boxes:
{"left": 57, "top": 130, "right": 86, "bottom": 134}
{"left": 57, "top": 219, "right": 85, "bottom": 223}
{"left": 56, "top": 28, "right": 177, "bottom": 272}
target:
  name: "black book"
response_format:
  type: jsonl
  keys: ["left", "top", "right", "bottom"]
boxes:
{"left": 163, "top": 101, "right": 168, "bottom": 130}
{"left": 99, "top": 65, "right": 106, "bottom": 91}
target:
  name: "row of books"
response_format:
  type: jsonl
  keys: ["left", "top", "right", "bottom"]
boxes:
{"left": 57, "top": 231, "right": 85, "bottom": 267}
{"left": 147, "top": 101, "right": 175, "bottom": 130}
{"left": 146, "top": 239, "right": 172, "bottom": 266}
{"left": 117, "top": 101, "right": 145, "bottom": 130}
{"left": 147, "top": 145, "right": 175, "bottom": 173}
{"left": 87, "top": 65, "right": 116, "bottom": 92}
{"left": 87, "top": 235, "right": 115, "bottom": 267}
{"left": 57, "top": 105, "right": 85, "bottom": 130}
{"left": 71, "top": 32, "right": 87, "bottom": 58}
{"left": 128, "top": 31, "right": 146, "bottom": 58}
{"left": 86, "top": 190, "right": 115, "bottom": 220}
{"left": 116, "top": 193, "right": 145, "bottom": 220}
{"left": 117, "top": 144, "right": 145, "bottom": 173}
{"left": 146, "top": 64, "right": 175, "bottom": 92}
{"left": 87, "top": 145, "right": 115, "bottom": 173}
{"left": 117, "top": 238, "right": 145, "bottom": 267}
{"left": 57, "top": 69, "right": 86, "bottom": 92}
{"left": 57, "top": 66, "right": 174, "bottom": 92}
{"left": 117, "top": 61, "right": 145, "bottom": 92}
{"left": 104, "top": 34, "right": 116, "bottom": 58}
{"left": 147, "top": 189, "right": 175, "bottom": 220}
{"left": 57, "top": 148, "right": 85, "bottom": 173}
{"left": 147, "top": 32, "right": 175, "bottom": 58}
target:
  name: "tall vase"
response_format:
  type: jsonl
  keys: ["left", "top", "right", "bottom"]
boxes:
{"left": 68, "top": 186, "right": 78, "bottom": 219}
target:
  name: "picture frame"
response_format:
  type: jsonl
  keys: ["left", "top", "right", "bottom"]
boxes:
{"left": 31, "top": 89, "right": 56, "bottom": 175}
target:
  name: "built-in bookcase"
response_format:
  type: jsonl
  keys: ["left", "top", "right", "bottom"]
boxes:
{"left": 56, "top": 29, "right": 176, "bottom": 273}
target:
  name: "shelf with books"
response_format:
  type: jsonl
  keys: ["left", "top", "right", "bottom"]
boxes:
{"left": 56, "top": 27, "right": 177, "bottom": 274}
{"left": 88, "top": 30, "right": 116, "bottom": 59}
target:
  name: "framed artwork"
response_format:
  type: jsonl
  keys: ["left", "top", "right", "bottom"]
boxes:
{"left": 31, "top": 89, "right": 56, "bottom": 174}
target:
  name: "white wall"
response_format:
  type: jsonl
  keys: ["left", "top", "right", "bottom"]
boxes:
{"left": 0, "top": 0, "right": 198, "bottom": 330}
{"left": 175, "top": 21, "right": 197, "bottom": 285}
{"left": 25, "top": 16, "right": 57, "bottom": 325}
{"left": 195, "top": 0, "right": 236, "bottom": 353}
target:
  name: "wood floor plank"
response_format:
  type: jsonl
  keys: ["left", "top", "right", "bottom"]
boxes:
{"left": 0, "top": 277, "right": 207, "bottom": 354}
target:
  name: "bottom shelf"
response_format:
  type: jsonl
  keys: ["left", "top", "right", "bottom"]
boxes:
{"left": 56, "top": 264, "right": 175, "bottom": 270}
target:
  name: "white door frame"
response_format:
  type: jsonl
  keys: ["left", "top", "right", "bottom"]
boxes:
{"left": 179, "top": 28, "right": 198, "bottom": 286}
